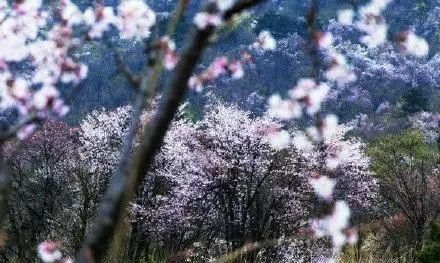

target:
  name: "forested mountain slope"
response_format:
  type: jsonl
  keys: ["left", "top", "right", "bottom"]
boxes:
{"left": 67, "top": 0, "right": 440, "bottom": 132}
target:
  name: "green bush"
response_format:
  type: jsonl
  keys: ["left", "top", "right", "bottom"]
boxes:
{"left": 417, "top": 220, "right": 440, "bottom": 263}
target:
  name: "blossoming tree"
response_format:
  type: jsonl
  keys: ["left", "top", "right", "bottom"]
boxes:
{"left": 0, "top": 0, "right": 431, "bottom": 262}
{"left": 74, "top": 102, "right": 378, "bottom": 262}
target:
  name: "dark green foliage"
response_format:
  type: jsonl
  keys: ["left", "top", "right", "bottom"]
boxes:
{"left": 399, "top": 89, "right": 430, "bottom": 114}
{"left": 367, "top": 129, "right": 435, "bottom": 178}
{"left": 418, "top": 221, "right": 440, "bottom": 263}
{"left": 367, "top": 130, "right": 440, "bottom": 257}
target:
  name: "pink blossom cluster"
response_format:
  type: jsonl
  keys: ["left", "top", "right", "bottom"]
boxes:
{"left": 311, "top": 201, "right": 358, "bottom": 258}
{"left": 263, "top": 2, "right": 400, "bottom": 258}
{"left": 64, "top": 0, "right": 156, "bottom": 39}
{"left": 37, "top": 241, "right": 72, "bottom": 263}
{"left": 116, "top": 0, "right": 156, "bottom": 39}
{"left": 356, "top": 0, "right": 392, "bottom": 48}
{"left": 188, "top": 30, "right": 276, "bottom": 92}
{"left": 268, "top": 78, "right": 330, "bottom": 120}
{"left": 295, "top": 124, "right": 378, "bottom": 261}
{"left": 0, "top": 0, "right": 157, "bottom": 140}
{"left": 0, "top": 0, "right": 78, "bottom": 137}
{"left": 337, "top": 0, "right": 429, "bottom": 56}
{"left": 158, "top": 36, "right": 180, "bottom": 70}
{"left": 397, "top": 31, "right": 430, "bottom": 57}
{"left": 194, "top": 12, "right": 223, "bottom": 30}
{"left": 188, "top": 56, "right": 245, "bottom": 92}
{"left": 193, "top": 0, "right": 238, "bottom": 30}
{"left": 267, "top": 78, "right": 335, "bottom": 149}
{"left": 305, "top": 129, "right": 370, "bottom": 260}
{"left": 311, "top": 31, "right": 357, "bottom": 87}
{"left": 266, "top": 82, "right": 359, "bottom": 261}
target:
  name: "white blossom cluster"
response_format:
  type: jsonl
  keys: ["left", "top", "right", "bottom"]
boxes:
{"left": 410, "top": 111, "right": 440, "bottom": 144}
{"left": 78, "top": 106, "right": 133, "bottom": 176}
{"left": 337, "top": 0, "right": 429, "bottom": 56}
{"left": 0, "top": 0, "right": 157, "bottom": 140}
{"left": 252, "top": 31, "right": 278, "bottom": 51}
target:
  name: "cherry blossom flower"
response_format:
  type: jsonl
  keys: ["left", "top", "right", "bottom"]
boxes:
{"left": 188, "top": 56, "right": 247, "bottom": 91}
{"left": 188, "top": 76, "right": 203, "bottom": 92}
{"left": 266, "top": 130, "right": 290, "bottom": 150}
{"left": 33, "top": 85, "right": 69, "bottom": 117}
{"left": 267, "top": 78, "right": 331, "bottom": 121}
{"left": 318, "top": 114, "right": 339, "bottom": 141}
{"left": 83, "top": 6, "right": 117, "bottom": 38}
{"left": 227, "top": 61, "right": 244, "bottom": 79}
{"left": 117, "top": 0, "right": 156, "bottom": 39}
{"left": 193, "top": 12, "right": 223, "bottom": 30}
{"left": 359, "top": 0, "right": 393, "bottom": 16}
{"left": 60, "top": 60, "right": 88, "bottom": 84}
{"left": 325, "top": 65, "right": 356, "bottom": 86}
{"left": 310, "top": 175, "right": 336, "bottom": 200}
{"left": 330, "top": 201, "right": 351, "bottom": 234}
{"left": 163, "top": 52, "right": 180, "bottom": 70}
{"left": 325, "top": 52, "right": 357, "bottom": 86}
{"left": 337, "top": 9, "right": 354, "bottom": 25}
{"left": 268, "top": 94, "right": 302, "bottom": 120}
{"left": 34, "top": 86, "right": 57, "bottom": 109}
{"left": 253, "top": 31, "right": 277, "bottom": 51}
{"left": 37, "top": 241, "right": 62, "bottom": 263}
{"left": 315, "top": 32, "right": 334, "bottom": 49}
{"left": 159, "top": 36, "right": 180, "bottom": 70}
{"left": 398, "top": 31, "right": 429, "bottom": 57}
{"left": 288, "top": 78, "right": 316, "bottom": 99}
{"left": 214, "top": 0, "right": 236, "bottom": 12}
{"left": 359, "top": 24, "right": 388, "bottom": 48}
{"left": 0, "top": 77, "right": 31, "bottom": 112}
{"left": 306, "top": 83, "right": 331, "bottom": 115}
{"left": 356, "top": 0, "right": 392, "bottom": 48}
{"left": 60, "top": 0, "right": 83, "bottom": 26}
{"left": 289, "top": 79, "right": 330, "bottom": 115}
{"left": 311, "top": 200, "right": 352, "bottom": 254}
{"left": 292, "top": 132, "right": 314, "bottom": 152}
{"left": 15, "top": 0, "right": 43, "bottom": 15}
{"left": 346, "top": 228, "right": 359, "bottom": 245}
{"left": 209, "top": 57, "right": 229, "bottom": 78}
{"left": 326, "top": 143, "right": 351, "bottom": 170}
